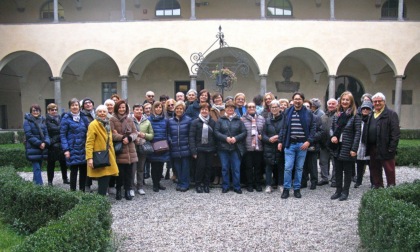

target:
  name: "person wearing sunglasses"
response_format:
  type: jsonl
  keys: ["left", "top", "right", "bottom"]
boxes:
{"left": 143, "top": 91, "right": 155, "bottom": 105}
{"left": 24, "top": 104, "right": 51, "bottom": 185}
{"left": 45, "top": 103, "right": 69, "bottom": 186}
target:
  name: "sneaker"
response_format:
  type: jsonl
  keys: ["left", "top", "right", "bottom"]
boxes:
{"left": 129, "top": 190, "right": 135, "bottom": 197}
{"left": 138, "top": 189, "right": 146, "bottom": 195}
{"left": 108, "top": 187, "right": 117, "bottom": 194}
{"left": 265, "top": 186, "right": 272, "bottom": 193}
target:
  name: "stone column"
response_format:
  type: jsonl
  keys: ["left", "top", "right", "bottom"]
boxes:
{"left": 260, "top": 0, "right": 266, "bottom": 19}
{"left": 121, "top": 75, "right": 128, "bottom": 100}
{"left": 53, "top": 77, "right": 63, "bottom": 113}
{"left": 190, "top": 75, "right": 197, "bottom": 91}
{"left": 394, "top": 75, "right": 403, "bottom": 119}
{"left": 259, "top": 74, "right": 267, "bottom": 96}
{"left": 53, "top": 0, "right": 59, "bottom": 23}
{"left": 328, "top": 75, "right": 336, "bottom": 99}
{"left": 330, "top": 0, "right": 335, "bottom": 20}
{"left": 190, "top": 0, "right": 196, "bottom": 20}
{"left": 398, "top": 0, "right": 404, "bottom": 21}
{"left": 120, "top": 0, "right": 127, "bottom": 21}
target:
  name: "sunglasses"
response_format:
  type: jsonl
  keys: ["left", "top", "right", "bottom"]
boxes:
{"left": 49, "top": 109, "right": 58, "bottom": 111}
{"left": 168, "top": 104, "right": 175, "bottom": 107}
{"left": 148, "top": 95, "right": 154, "bottom": 98}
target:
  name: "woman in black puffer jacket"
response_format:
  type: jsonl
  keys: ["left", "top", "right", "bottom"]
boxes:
{"left": 329, "top": 91, "right": 361, "bottom": 201}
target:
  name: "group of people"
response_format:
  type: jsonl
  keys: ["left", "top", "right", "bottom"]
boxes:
{"left": 23, "top": 87, "right": 400, "bottom": 201}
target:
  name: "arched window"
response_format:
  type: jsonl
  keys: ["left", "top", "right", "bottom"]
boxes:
{"left": 325, "top": 76, "right": 365, "bottom": 108}
{"left": 40, "top": 1, "right": 64, "bottom": 20}
{"left": 156, "top": 0, "right": 181, "bottom": 17}
{"left": 381, "top": 0, "right": 406, "bottom": 19}
{"left": 267, "top": 0, "right": 292, "bottom": 17}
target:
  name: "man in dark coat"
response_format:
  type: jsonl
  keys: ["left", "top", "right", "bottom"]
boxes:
{"left": 365, "top": 92, "right": 400, "bottom": 188}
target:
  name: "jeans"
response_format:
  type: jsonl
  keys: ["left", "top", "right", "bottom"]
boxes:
{"left": 218, "top": 150, "right": 241, "bottom": 190}
{"left": 32, "top": 160, "right": 43, "bottom": 185}
{"left": 173, "top": 157, "right": 190, "bottom": 189}
{"left": 284, "top": 143, "right": 307, "bottom": 190}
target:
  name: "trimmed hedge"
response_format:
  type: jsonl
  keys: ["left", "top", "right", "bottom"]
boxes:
{"left": 0, "top": 166, "right": 112, "bottom": 251}
{"left": 396, "top": 140, "right": 420, "bottom": 166}
{"left": 358, "top": 180, "right": 420, "bottom": 251}
{"left": 0, "top": 132, "right": 15, "bottom": 144}
{"left": 400, "top": 129, "right": 420, "bottom": 139}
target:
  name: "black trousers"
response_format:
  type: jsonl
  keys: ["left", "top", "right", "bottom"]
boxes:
{"left": 70, "top": 164, "right": 87, "bottom": 191}
{"left": 97, "top": 176, "right": 111, "bottom": 196}
{"left": 302, "top": 151, "right": 319, "bottom": 185}
{"left": 116, "top": 163, "right": 134, "bottom": 191}
{"left": 244, "top": 151, "right": 263, "bottom": 187}
{"left": 151, "top": 161, "right": 164, "bottom": 187}
{"left": 195, "top": 152, "right": 214, "bottom": 187}
{"left": 334, "top": 158, "right": 354, "bottom": 194}
{"left": 356, "top": 160, "right": 370, "bottom": 185}
{"left": 46, "top": 148, "right": 68, "bottom": 183}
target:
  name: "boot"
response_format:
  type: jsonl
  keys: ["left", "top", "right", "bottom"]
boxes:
{"left": 125, "top": 190, "right": 133, "bottom": 200}
{"left": 116, "top": 189, "right": 122, "bottom": 200}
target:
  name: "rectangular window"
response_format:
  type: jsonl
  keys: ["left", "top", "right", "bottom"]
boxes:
{"left": 102, "top": 82, "right": 117, "bottom": 104}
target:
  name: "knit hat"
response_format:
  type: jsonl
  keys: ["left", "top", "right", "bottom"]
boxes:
{"left": 310, "top": 98, "right": 322, "bottom": 109}
{"left": 361, "top": 101, "right": 373, "bottom": 110}
{"left": 82, "top": 98, "right": 94, "bottom": 108}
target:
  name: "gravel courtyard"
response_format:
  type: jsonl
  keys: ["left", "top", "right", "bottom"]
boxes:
{"left": 19, "top": 167, "right": 420, "bottom": 252}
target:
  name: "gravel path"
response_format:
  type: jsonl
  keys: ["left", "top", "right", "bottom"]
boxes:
{"left": 18, "top": 166, "right": 420, "bottom": 252}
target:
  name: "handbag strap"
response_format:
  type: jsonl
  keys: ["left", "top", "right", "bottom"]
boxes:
{"left": 105, "top": 126, "right": 110, "bottom": 151}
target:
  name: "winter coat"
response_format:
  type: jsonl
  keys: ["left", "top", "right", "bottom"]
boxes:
{"left": 80, "top": 109, "right": 95, "bottom": 124}
{"left": 320, "top": 111, "right": 336, "bottom": 149}
{"left": 23, "top": 113, "right": 50, "bottom": 161}
{"left": 241, "top": 114, "right": 265, "bottom": 152}
{"left": 60, "top": 112, "right": 88, "bottom": 166}
{"left": 279, "top": 106, "right": 316, "bottom": 148}
{"left": 110, "top": 114, "right": 138, "bottom": 164}
{"left": 214, "top": 115, "right": 247, "bottom": 153}
{"left": 85, "top": 119, "right": 119, "bottom": 178}
{"left": 330, "top": 113, "right": 361, "bottom": 161}
{"left": 189, "top": 117, "right": 217, "bottom": 155}
{"left": 132, "top": 115, "right": 154, "bottom": 141}
{"left": 209, "top": 106, "right": 225, "bottom": 122}
{"left": 307, "top": 114, "right": 324, "bottom": 152}
{"left": 46, "top": 114, "right": 62, "bottom": 149}
{"left": 262, "top": 113, "right": 284, "bottom": 165}
{"left": 185, "top": 100, "right": 200, "bottom": 120}
{"left": 261, "top": 107, "right": 271, "bottom": 119}
{"left": 357, "top": 121, "right": 369, "bottom": 161}
{"left": 148, "top": 114, "right": 170, "bottom": 162}
{"left": 365, "top": 106, "right": 400, "bottom": 160}
{"left": 168, "top": 114, "right": 192, "bottom": 158}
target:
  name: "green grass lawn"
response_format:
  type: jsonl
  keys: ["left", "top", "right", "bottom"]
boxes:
{"left": 0, "top": 217, "right": 25, "bottom": 251}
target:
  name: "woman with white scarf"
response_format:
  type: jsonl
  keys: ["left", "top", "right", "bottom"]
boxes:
{"left": 189, "top": 103, "right": 217, "bottom": 193}
{"left": 209, "top": 92, "right": 225, "bottom": 185}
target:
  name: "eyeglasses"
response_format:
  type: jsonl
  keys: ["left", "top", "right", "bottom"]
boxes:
{"left": 32, "top": 109, "right": 40, "bottom": 112}
{"left": 373, "top": 100, "right": 383, "bottom": 104}
{"left": 168, "top": 104, "right": 175, "bottom": 107}
{"left": 361, "top": 108, "right": 371, "bottom": 110}
{"left": 271, "top": 106, "right": 280, "bottom": 109}
{"left": 147, "top": 95, "right": 154, "bottom": 98}
{"left": 247, "top": 106, "right": 256, "bottom": 109}
{"left": 49, "top": 109, "right": 58, "bottom": 111}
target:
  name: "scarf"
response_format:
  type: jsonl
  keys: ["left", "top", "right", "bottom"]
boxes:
{"left": 71, "top": 112, "right": 80, "bottom": 122}
{"left": 212, "top": 104, "right": 225, "bottom": 112}
{"left": 114, "top": 113, "right": 131, "bottom": 135}
{"left": 333, "top": 108, "right": 353, "bottom": 140}
{"left": 96, "top": 117, "right": 110, "bottom": 132}
{"left": 199, "top": 114, "right": 211, "bottom": 144}
{"left": 248, "top": 113, "right": 260, "bottom": 150}
{"left": 228, "top": 113, "right": 237, "bottom": 121}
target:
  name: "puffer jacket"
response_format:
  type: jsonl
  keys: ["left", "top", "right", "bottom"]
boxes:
{"left": 330, "top": 113, "right": 361, "bottom": 161}
{"left": 24, "top": 113, "right": 50, "bottom": 161}
{"left": 168, "top": 114, "right": 192, "bottom": 158}
{"left": 46, "top": 114, "right": 62, "bottom": 148}
{"left": 185, "top": 100, "right": 200, "bottom": 120}
{"left": 60, "top": 112, "right": 88, "bottom": 166}
{"left": 262, "top": 113, "right": 284, "bottom": 165}
{"left": 189, "top": 116, "right": 217, "bottom": 155}
{"left": 241, "top": 113, "right": 265, "bottom": 152}
{"left": 214, "top": 115, "right": 247, "bottom": 152}
{"left": 110, "top": 114, "right": 138, "bottom": 164}
{"left": 148, "top": 114, "right": 170, "bottom": 162}
{"left": 307, "top": 114, "right": 324, "bottom": 152}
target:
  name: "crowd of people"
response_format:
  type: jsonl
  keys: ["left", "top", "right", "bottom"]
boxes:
{"left": 23, "top": 88, "right": 400, "bottom": 201}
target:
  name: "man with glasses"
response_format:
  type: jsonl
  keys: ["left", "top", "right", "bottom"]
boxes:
{"left": 143, "top": 91, "right": 155, "bottom": 105}
{"left": 365, "top": 92, "right": 400, "bottom": 188}
{"left": 278, "top": 92, "right": 316, "bottom": 199}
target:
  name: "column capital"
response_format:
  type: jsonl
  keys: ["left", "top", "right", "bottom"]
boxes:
{"left": 394, "top": 75, "right": 405, "bottom": 79}
{"left": 328, "top": 75, "right": 336, "bottom": 78}
{"left": 50, "top": 76, "right": 62, "bottom": 81}
{"left": 119, "top": 75, "right": 129, "bottom": 79}
{"left": 259, "top": 74, "right": 268, "bottom": 78}
{"left": 189, "top": 75, "right": 197, "bottom": 79}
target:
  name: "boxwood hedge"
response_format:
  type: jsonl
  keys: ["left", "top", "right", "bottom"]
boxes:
{"left": 358, "top": 180, "right": 420, "bottom": 251}
{"left": 0, "top": 166, "right": 112, "bottom": 251}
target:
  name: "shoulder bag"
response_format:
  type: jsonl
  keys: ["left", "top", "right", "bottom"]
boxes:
{"left": 93, "top": 130, "right": 111, "bottom": 168}
{"left": 152, "top": 140, "right": 169, "bottom": 153}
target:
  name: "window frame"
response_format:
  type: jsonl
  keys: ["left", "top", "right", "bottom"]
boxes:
{"left": 381, "top": 0, "right": 407, "bottom": 20}
{"left": 267, "top": 0, "right": 293, "bottom": 18}
{"left": 155, "top": 0, "right": 181, "bottom": 17}
{"left": 40, "top": 1, "right": 65, "bottom": 21}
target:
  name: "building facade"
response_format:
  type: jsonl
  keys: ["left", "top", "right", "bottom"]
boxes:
{"left": 0, "top": 0, "right": 419, "bottom": 129}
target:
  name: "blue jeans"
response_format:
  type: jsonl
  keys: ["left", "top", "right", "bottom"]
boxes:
{"left": 218, "top": 150, "right": 241, "bottom": 190}
{"left": 32, "top": 160, "right": 43, "bottom": 185}
{"left": 284, "top": 143, "right": 307, "bottom": 190}
{"left": 173, "top": 157, "right": 190, "bottom": 189}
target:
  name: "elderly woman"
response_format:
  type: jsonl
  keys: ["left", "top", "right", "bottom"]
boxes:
{"left": 60, "top": 98, "right": 88, "bottom": 191}
{"left": 215, "top": 101, "right": 247, "bottom": 194}
{"left": 132, "top": 104, "right": 154, "bottom": 195}
{"left": 148, "top": 101, "right": 170, "bottom": 192}
{"left": 241, "top": 102, "right": 265, "bottom": 192}
{"left": 278, "top": 98, "right": 289, "bottom": 112}
{"left": 24, "top": 104, "right": 50, "bottom": 185}
{"left": 189, "top": 103, "right": 216, "bottom": 193}
{"left": 355, "top": 100, "right": 373, "bottom": 188}
{"left": 209, "top": 92, "right": 225, "bottom": 185}
{"left": 110, "top": 100, "right": 138, "bottom": 200}
{"left": 168, "top": 101, "right": 192, "bottom": 192}
{"left": 234, "top": 93, "right": 247, "bottom": 117}
{"left": 164, "top": 98, "right": 176, "bottom": 180}
{"left": 104, "top": 99, "right": 117, "bottom": 193}
{"left": 186, "top": 89, "right": 211, "bottom": 120}
{"left": 185, "top": 89, "right": 197, "bottom": 108}
{"left": 262, "top": 100, "right": 285, "bottom": 193}
{"left": 45, "top": 103, "right": 68, "bottom": 186}
{"left": 104, "top": 99, "right": 115, "bottom": 118}
{"left": 86, "top": 105, "right": 119, "bottom": 195}
{"left": 261, "top": 92, "right": 276, "bottom": 118}
{"left": 330, "top": 91, "right": 361, "bottom": 201}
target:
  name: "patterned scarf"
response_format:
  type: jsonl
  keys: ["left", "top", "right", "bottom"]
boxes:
{"left": 199, "top": 114, "right": 211, "bottom": 144}
{"left": 249, "top": 114, "right": 259, "bottom": 150}
{"left": 71, "top": 112, "right": 80, "bottom": 122}
{"left": 96, "top": 117, "right": 110, "bottom": 132}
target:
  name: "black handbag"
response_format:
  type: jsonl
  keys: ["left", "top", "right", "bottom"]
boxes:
{"left": 113, "top": 141, "right": 123, "bottom": 155}
{"left": 152, "top": 140, "right": 169, "bottom": 153}
{"left": 93, "top": 131, "right": 111, "bottom": 168}
{"left": 139, "top": 140, "right": 154, "bottom": 154}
